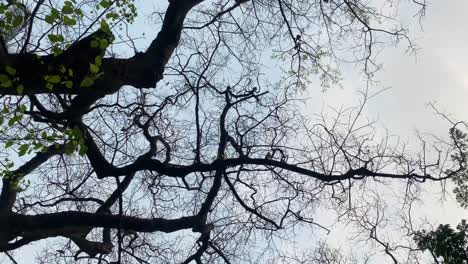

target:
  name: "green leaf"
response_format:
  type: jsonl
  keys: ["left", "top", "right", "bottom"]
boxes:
{"left": 18, "top": 144, "right": 29, "bottom": 156}
{"left": 62, "top": 3, "right": 74, "bottom": 14}
{"left": 0, "top": 79, "right": 12, "bottom": 88}
{"left": 100, "top": 0, "right": 110, "bottom": 8}
{"left": 0, "top": 74, "right": 8, "bottom": 82}
{"left": 80, "top": 76, "right": 94, "bottom": 87}
{"left": 8, "top": 115, "right": 22, "bottom": 126}
{"left": 33, "top": 141, "right": 44, "bottom": 150}
{"left": 100, "top": 19, "right": 111, "bottom": 34}
{"left": 89, "top": 63, "right": 99, "bottom": 74}
{"left": 105, "top": 12, "right": 118, "bottom": 20}
{"left": 45, "top": 9, "right": 60, "bottom": 25}
{"left": 78, "top": 145, "right": 87, "bottom": 156}
{"left": 45, "top": 15, "right": 55, "bottom": 24}
{"left": 51, "top": 8, "right": 60, "bottom": 19}
{"left": 63, "top": 16, "right": 76, "bottom": 26}
{"left": 5, "top": 66, "right": 16, "bottom": 76}
{"left": 45, "top": 75, "right": 61, "bottom": 84}
{"left": 99, "top": 38, "right": 109, "bottom": 49}
{"left": 94, "top": 56, "right": 102, "bottom": 67}
{"left": 52, "top": 46, "right": 63, "bottom": 56}
{"left": 64, "top": 144, "right": 75, "bottom": 155}
{"left": 16, "top": 84, "right": 24, "bottom": 94}
{"left": 12, "top": 15, "right": 23, "bottom": 27}
{"left": 71, "top": 127, "right": 83, "bottom": 138}
{"left": 63, "top": 80, "right": 73, "bottom": 89}
{"left": 68, "top": 68, "right": 74, "bottom": 77}
{"left": 5, "top": 140, "right": 13, "bottom": 148}
{"left": 48, "top": 35, "right": 57, "bottom": 42}
{"left": 45, "top": 15, "right": 54, "bottom": 24}
{"left": 0, "top": 5, "right": 8, "bottom": 14}
{"left": 90, "top": 40, "right": 99, "bottom": 48}
{"left": 48, "top": 34, "right": 64, "bottom": 43}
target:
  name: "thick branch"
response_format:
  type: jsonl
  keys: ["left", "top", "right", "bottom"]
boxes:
{"left": 86, "top": 150, "right": 444, "bottom": 183}
{"left": 8, "top": 212, "right": 199, "bottom": 237}
{"left": 0, "top": 144, "right": 64, "bottom": 212}
{"left": 0, "top": 0, "right": 201, "bottom": 96}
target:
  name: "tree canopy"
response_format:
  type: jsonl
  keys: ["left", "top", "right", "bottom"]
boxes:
{"left": 0, "top": 0, "right": 466, "bottom": 263}
{"left": 415, "top": 219, "right": 468, "bottom": 264}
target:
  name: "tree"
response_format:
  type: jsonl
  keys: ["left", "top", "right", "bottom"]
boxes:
{"left": 0, "top": 0, "right": 462, "bottom": 263}
{"left": 414, "top": 220, "right": 468, "bottom": 264}
{"left": 413, "top": 126, "right": 468, "bottom": 264}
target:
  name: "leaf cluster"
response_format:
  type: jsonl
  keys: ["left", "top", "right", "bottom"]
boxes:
{"left": 415, "top": 220, "right": 468, "bottom": 264}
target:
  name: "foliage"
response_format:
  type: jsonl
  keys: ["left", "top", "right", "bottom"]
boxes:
{"left": 415, "top": 220, "right": 468, "bottom": 264}
{"left": 448, "top": 127, "right": 468, "bottom": 208}
{"left": 411, "top": 126, "right": 468, "bottom": 264}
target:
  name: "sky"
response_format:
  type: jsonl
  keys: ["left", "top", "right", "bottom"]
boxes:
{"left": 364, "top": 0, "right": 468, "bottom": 224}
{"left": 305, "top": 0, "right": 468, "bottom": 261}
{"left": 314, "top": 0, "right": 468, "bottom": 131}
{"left": 374, "top": 0, "right": 468, "bottom": 230}
{"left": 371, "top": 0, "right": 468, "bottom": 136}
{"left": 2, "top": 0, "right": 468, "bottom": 263}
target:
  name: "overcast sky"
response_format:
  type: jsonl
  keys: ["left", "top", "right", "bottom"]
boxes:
{"left": 308, "top": 0, "right": 468, "bottom": 261}
{"left": 369, "top": 0, "right": 468, "bottom": 134}
{"left": 376, "top": 0, "right": 468, "bottom": 230}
